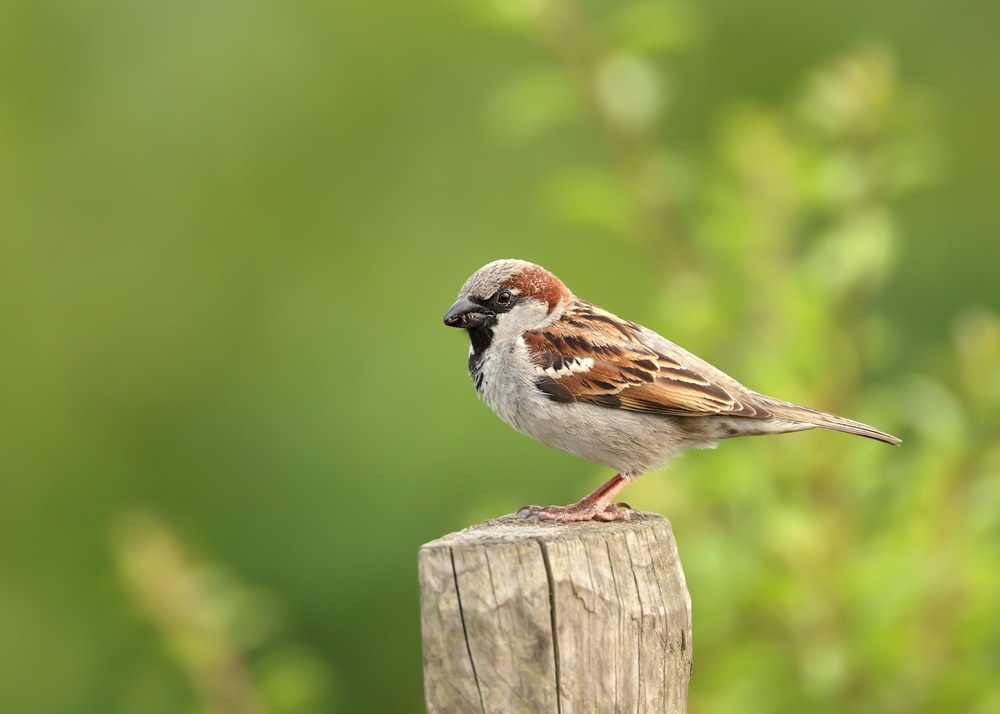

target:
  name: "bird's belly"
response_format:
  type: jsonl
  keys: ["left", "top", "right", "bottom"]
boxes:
{"left": 483, "top": 381, "right": 693, "bottom": 474}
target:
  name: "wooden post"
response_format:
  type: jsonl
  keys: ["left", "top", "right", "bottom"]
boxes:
{"left": 419, "top": 512, "right": 692, "bottom": 713}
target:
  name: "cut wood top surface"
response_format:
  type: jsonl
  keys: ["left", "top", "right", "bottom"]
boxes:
{"left": 422, "top": 510, "right": 673, "bottom": 547}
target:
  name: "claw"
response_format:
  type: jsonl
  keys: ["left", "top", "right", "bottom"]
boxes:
{"left": 515, "top": 473, "right": 639, "bottom": 523}
{"left": 517, "top": 502, "right": 634, "bottom": 522}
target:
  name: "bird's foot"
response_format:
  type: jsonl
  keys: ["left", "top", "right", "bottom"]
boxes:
{"left": 517, "top": 501, "right": 634, "bottom": 522}
{"left": 517, "top": 473, "right": 638, "bottom": 522}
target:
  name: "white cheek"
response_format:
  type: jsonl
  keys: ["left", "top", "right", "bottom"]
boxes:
{"left": 492, "top": 300, "right": 550, "bottom": 341}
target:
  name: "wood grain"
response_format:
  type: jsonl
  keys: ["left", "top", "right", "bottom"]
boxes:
{"left": 419, "top": 513, "right": 692, "bottom": 713}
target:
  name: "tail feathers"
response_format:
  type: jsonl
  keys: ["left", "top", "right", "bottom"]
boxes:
{"left": 807, "top": 411, "right": 901, "bottom": 445}
{"left": 764, "top": 399, "right": 901, "bottom": 445}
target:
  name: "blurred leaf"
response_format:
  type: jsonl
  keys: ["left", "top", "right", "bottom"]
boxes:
{"left": 897, "top": 375, "right": 967, "bottom": 449}
{"left": 806, "top": 208, "right": 897, "bottom": 294}
{"left": 256, "top": 646, "right": 335, "bottom": 714}
{"left": 114, "top": 512, "right": 272, "bottom": 714}
{"left": 879, "top": 132, "right": 950, "bottom": 195}
{"left": 485, "top": 66, "right": 580, "bottom": 142}
{"left": 603, "top": 0, "right": 703, "bottom": 55}
{"left": 953, "top": 308, "right": 1000, "bottom": 415}
{"left": 593, "top": 51, "right": 667, "bottom": 128}
{"left": 796, "top": 43, "right": 897, "bottom": 140}
{"left": 114, "top": 511, "right": 335, "bottom": 714}
{"left": 483, "top": 0, "right": 548, "bottom": 28}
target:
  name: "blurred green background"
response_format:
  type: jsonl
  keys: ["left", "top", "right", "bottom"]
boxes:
{"left": 2, "top": 0, "right": 999, "bottom": 712}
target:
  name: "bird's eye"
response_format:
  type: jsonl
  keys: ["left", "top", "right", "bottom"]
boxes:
{"left": 496, "top": 290, "right": 513, "bottom": 306}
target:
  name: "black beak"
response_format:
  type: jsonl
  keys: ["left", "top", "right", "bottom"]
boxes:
{"left": 444, "top": 296, "right": 492, "bottom": 329}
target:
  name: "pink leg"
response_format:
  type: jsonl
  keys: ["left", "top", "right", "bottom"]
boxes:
{"left": 518, "top": 473, "right": 638, "bottom": 522}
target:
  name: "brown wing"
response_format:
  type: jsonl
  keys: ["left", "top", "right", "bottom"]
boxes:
{"left": 524, "top": 303, "right": 770, "bottom": 419}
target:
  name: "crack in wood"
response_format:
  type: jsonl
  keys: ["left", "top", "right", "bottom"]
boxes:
{"left": 539, "top": 539, "right": 563, "bottom": 714}
{"left": 451, "top": 546, "right": 487, "bottom": 714}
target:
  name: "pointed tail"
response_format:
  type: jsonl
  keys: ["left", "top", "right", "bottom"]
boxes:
{"left": 763, "top": 398, "right": 901, "bottom": 445}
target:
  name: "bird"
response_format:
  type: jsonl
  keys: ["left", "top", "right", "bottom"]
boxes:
{"left": 443, "top": 259, "right": 900, "bottom": 522}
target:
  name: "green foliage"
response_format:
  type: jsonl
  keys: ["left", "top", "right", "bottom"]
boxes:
{"left": 1, "top": 1, "right": 998, "bottom": 713}
{"left": 114, "top": 512, "right": 334, "bottom": 714}
{"left": 468, "top": 3, "right": 1000, "bottom": 712}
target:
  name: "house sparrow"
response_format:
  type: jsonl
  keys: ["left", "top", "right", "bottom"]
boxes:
{"left": 444, "top": 259, "right": 900, "bottom": 522}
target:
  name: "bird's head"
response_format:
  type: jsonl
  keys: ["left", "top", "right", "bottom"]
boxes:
{"left": 443, "top": 259, "right": 572, "bottom": 343}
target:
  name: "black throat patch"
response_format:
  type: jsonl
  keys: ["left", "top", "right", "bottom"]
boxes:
{"left": 467, "top": 326, "right": 493, "bottom": 393}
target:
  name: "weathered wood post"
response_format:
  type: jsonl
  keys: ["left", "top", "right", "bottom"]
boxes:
{"left": 419, "top": 512, "right": 692, "bottom": 713}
